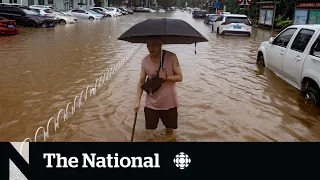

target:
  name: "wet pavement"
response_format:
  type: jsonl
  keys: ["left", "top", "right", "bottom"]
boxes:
{"left": 1, "top": 11, "right": 320, "bottom": 142}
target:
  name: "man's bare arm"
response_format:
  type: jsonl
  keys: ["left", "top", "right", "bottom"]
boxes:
{"left": 136, "top": 63, "right": 147, "bottom": 103}
{"left": 166, "top": 54, "right": 183, "bottom": 82}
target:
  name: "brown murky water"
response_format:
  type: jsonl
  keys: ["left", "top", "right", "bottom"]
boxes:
{"left": 1, "top": 11, "right": 320, "bottom": 142}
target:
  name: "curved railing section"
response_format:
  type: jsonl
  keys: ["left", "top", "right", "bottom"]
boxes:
{"left": 19, "top": 44, "right": 142, "bottom": 149}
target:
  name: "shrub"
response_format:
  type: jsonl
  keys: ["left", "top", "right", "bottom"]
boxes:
{"left": 276, "top": 20, "right": 293, "bottom": 31}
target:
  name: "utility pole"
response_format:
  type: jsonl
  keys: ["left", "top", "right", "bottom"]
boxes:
{"left": 271, "top": 2, "right": 279, "bottom": 36}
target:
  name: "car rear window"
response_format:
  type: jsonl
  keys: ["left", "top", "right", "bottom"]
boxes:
{"left": 226, "top": 17, "right": 249, "bottom": 24}
{"left": 209, "top": 15, "right": 219, "bottom": 19}
{"left": 44, "top": 9, "right": 53, "bottom": 13}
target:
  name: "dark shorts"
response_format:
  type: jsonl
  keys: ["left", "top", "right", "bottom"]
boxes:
{"left": 144, "top": 107, "right": 178, "bottom": 130}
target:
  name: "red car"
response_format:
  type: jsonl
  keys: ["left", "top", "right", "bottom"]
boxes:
{"left": 0, "top": 16, "right": 18, "bottom": 36}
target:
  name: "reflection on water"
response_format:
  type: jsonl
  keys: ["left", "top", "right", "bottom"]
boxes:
{"left": 1, "top": 11, "right": 320, "bottom": 142}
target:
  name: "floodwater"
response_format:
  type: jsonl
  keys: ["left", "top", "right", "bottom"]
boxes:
{"left": 1, "top": 11, "right": 320, "bottom": 142}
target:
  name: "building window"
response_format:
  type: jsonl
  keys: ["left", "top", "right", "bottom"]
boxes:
{"left": 14, "top": 0, "right": 17, "bottom": 3}
{"left": 48, "top": 0, "right": 53, "bottom": 4}
{"left": 9, "top": 0, "right": 12, "bottom": 3}
{"left": 38, "top": 0, "right": 44, "bottom": 5}
{"left": 0, "top": 0, "right": 3, "bottom": 3}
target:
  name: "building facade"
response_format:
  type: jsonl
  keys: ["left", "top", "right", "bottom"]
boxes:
{"left": 0, "top": 0, "right": 109, "bottom": 10}
{"left": 294, "top": 0, "right": 320, "bottom": 25}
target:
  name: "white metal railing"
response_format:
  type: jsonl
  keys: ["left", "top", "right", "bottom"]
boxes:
{"left": 19, "top": 44, "right": 142, "bottom": 150}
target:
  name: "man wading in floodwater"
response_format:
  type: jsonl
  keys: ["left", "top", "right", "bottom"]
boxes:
{"left": 134, "top": 39, "right": 183, "bottom": 140}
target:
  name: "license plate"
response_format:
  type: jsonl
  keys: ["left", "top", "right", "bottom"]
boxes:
{"left": 7, "top": 24, "right": 14, "bottom": 28}
{"left": 233, "top": 26, "right": 241, "bottom": 29}
{"left": 49, "top": 23, "right": 54, "bottom": 26}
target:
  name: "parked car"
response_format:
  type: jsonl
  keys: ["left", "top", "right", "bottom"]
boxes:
{"left": 29, "top": 5, "right": 54, "bottom": 10}
{"left": 67, "top": 9, "right": 103, "bottom": 20}
{"left": 87, "top": 9, "right": 105, "bottom": 19}
{"left": 91, "top": 7, "right": 117, "bottom": 17}
{"left": 119, "top": 7, "right": 133, "bottom": 14}
{"left": 158, "top": 9, "right": 165, "bottom": 13}
{"left": 192, "top": 10, "right": 207, "bottom": 18}
{"left": 144, "top": 8, "right": 156, "bottom": 12}
{"left": 257, "top": 25, "right": 320, "bottom": 106}
{"left": 29, "top": 7, "right": 58, "bottom": 22}
{"left": 191, "top": 7, "right": 200, "bottom": 14}
{"left": 213, "top": 14, "right": 252, "bottom": 36}
{"left": 133, "top": 7, "right": 149, "bottom": 12}
{"left": 0, "top": 6, "right": 55, "bottom": 28}
{"left": 52, "top": 10, "right": 78, "bottom": 24}
{"left": 104, "top": 7, "right": 122, "bottom": 16}
{"left": 118, "top": 8, "right": 128, "bottom": 15}
{"left": 204, "top": 14, "right": 220, "bottom": 25}
{"left": 89, "top": 8, "right": 108, "bottom": 17}
{"left": 0, "top": 16, "right": 18, "bottom": 35}
{"left": 126, "top": 7, "right": 133, "bottom": 14}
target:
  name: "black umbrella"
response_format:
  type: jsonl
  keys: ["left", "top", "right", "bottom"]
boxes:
{"left": 117, "top": 18, "right": 208, "bottom": 53}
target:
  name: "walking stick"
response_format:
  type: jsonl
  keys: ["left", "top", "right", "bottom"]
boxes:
{"left": 131, "top": 112, "right": 138, "bottom": 142}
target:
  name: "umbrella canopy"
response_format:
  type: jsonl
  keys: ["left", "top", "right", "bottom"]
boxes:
{"left": 117, "top": 18, "right": 208, "bottom": 44}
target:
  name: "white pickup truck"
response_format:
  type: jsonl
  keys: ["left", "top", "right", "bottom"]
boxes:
{"left": 257, "top": 25, "right": 320, "bottom": 106}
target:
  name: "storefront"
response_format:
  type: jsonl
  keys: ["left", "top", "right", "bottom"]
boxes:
{"left": 294, "top": 0, "right": 320, "bottom": 25}
{"left": 258, "top": 2, "right": 276, "bottom": 27}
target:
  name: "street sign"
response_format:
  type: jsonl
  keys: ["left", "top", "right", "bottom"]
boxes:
{"left": 214, "top": 2, "right": 220, "bottom": 9}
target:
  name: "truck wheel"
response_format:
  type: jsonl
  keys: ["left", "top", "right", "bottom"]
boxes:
{"left": 305, "top": 87, "right": 320, "bottom": 106}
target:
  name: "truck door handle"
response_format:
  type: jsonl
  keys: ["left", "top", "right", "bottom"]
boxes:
{"left": 294, "top": 56, "right": 301, "bottom": 61}
{"left": 280, "top": 50, "right": 285, "bottom": 55}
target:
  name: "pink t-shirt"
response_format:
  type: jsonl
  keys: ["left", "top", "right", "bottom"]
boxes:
{"left": 142, "top": 51, "right": 180, "bottom": 110}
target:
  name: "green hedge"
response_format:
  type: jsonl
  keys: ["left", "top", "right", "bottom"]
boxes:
{"left": 274, "top": 16, "right": 293, "bottom": 31}
{"left": 276, "top": 20, "right": 293, "bottom": 31}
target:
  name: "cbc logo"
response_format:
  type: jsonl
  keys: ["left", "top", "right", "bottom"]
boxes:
{"left": 173, "top": 152, "right": 191, "bottom": 169}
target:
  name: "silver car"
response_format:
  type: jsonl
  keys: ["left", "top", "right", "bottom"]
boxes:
{"left": 67, "top": 9, "right": 103, "bottom": 20}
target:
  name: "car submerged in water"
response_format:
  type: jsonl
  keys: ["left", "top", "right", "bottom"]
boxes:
{"left": 213, "top": 14, "right": 252, "bottom": 37}
{"left": 192, "top": 10, "right": 207, "bottom": 18}
{"left": 66, "top": 9, "right": 104, "bottom": 20}
{"left": 0, "top": 5, "right": 55, "bottom": 28}
{"left": 0, "top": 16, "right": 18, "bottom": 35}
{"left": 204, "top": 14, "right": 220, "bottom": 25}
